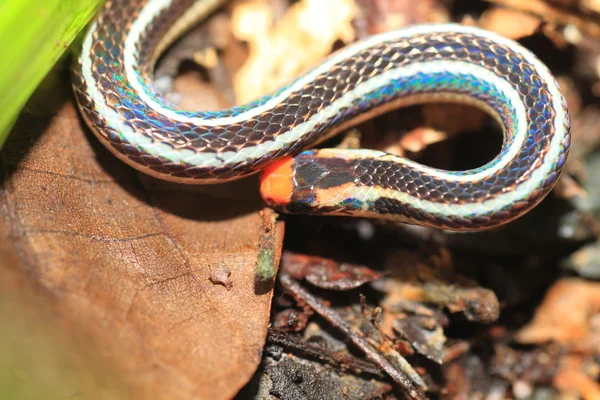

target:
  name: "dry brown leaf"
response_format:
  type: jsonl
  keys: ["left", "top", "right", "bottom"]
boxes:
{"left": 516, "top": 278, "right": 600, "bottom": 351}
{"left": 584, "top": 0, "right": 600, "bottom": 14}
{"left": 485, "top": 0, "right": 600, "bottom": 39}
{"left": 0, "top": 60, "right": 283, "bottom": 399}
{"left": 554, "top": 355, "right": 600, "bottom": 400}
{"left": 231, "top": 0, "right": 358, "bottom": 102}
{"left": 479, "top": 7, "right": 542, "bottom": 40}
{"left": 281, "top": 251, "right": 384, "bottom": 291}
{"left": 357, "top": 0, "right": 449, "bottom": 34}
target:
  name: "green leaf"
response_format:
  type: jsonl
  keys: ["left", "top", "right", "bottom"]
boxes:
{"left": 0, "top": 0, "right": 103, "bottom": 148}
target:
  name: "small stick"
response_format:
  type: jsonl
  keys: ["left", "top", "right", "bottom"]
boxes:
{"left": 279, "top": 272, "right": 427, "bottom": 400}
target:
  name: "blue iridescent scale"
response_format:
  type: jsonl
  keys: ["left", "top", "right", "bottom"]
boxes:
{"left": 72, "top": 0, "right": 571, "bottom": 231}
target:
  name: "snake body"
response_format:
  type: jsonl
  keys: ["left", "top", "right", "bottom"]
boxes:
{"left": 72, "top": 0, "right": 571, "bottom": 231}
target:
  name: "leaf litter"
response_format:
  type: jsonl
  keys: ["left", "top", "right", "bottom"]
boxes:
{"left": 2, "top": 0, "right": 600, "bottom": 399}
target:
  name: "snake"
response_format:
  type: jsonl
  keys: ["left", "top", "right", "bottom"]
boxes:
{"left": 71, "top": 0, "right": 571, "bottom": 231}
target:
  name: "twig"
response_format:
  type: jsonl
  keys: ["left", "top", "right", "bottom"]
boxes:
{"left": 267, "top": 328, "right": 385, "bottom": 376}
{"left": 279, "top": 272, "right": 428, "bottom": 400}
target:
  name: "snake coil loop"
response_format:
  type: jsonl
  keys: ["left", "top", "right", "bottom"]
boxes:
{"left": 72, "top": 0, "right": 571, "bottom": 230}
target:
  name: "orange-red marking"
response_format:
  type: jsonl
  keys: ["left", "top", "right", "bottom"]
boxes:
{"left": 259, "top": 157, "right": 295, "bottom": 206}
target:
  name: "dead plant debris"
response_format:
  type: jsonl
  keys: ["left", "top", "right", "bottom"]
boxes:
{"left": 1, "top": 0, "right": 599, "bottom": 399}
